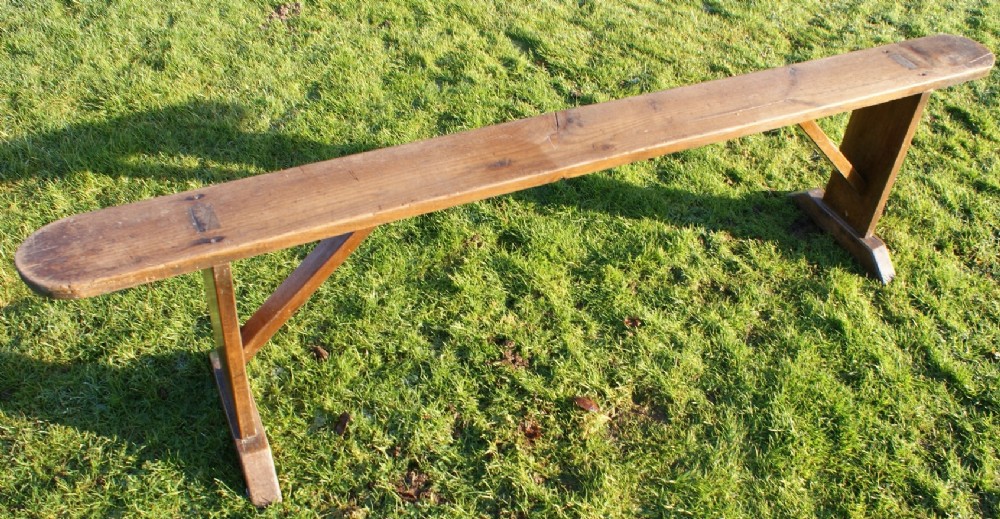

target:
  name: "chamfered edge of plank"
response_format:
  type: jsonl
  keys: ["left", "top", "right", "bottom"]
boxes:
{"left": 791, "top": 188, "right": 896, "bottom": 284}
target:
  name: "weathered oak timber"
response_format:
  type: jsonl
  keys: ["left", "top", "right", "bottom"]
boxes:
{"left": 822, "top": 93, "right": 930, "bottom": 237}
{"left": 798, "top": 120, "right": 868, "bottom": 192}
{"left": 15, "top": 34, "right": 994, "bottom": 300}
{"left": 204, "top": 264, "right": 255, "bottom": 438}
{"left": 791, "top": 92, "right": 931, "bottom": 283}
{"left": 12, "top": 35, "right": 995, "bottom": 506}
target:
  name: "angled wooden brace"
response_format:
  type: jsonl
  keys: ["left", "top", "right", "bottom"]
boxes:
{"left": 203, "top": 228, "right": 372, "bottom": 506}
{"left": 792, "top": 92, "right": 930, "bottom": 284}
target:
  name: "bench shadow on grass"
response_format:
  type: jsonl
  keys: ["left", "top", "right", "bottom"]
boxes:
{"left": 511, "top": 170, "right": 850, "bottom": 279}
{"left": 2, "top": 100, "right": 859, "bottom": 504}
{"left": 0, "top": 99, "right": 378, "bottom": 184}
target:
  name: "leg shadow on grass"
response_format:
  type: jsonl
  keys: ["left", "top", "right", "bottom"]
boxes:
{"left": 0, "top": 297, "right": 250, "bottom": 496}
{"left": 2, "top": 101, "right": 379, "bottom": 498}
{"left": 0, "top": 343, "right": 246, "bottom": 497}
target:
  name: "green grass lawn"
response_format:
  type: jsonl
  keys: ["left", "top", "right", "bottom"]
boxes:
{"left": 1, "top": 0, "right": 999, "bottom": 517}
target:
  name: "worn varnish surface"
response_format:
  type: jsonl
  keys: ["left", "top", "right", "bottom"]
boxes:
{"left": 16, "top": 35, "right": 994, "bottom": 299}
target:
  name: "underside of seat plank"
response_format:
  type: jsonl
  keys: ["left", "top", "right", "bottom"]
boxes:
{"left": 15, "top": 34, "right": 994, "bottom": 299}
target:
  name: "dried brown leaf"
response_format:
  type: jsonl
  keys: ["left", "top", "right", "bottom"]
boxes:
{"left": 272, "top": 2, "right": 301, "bottom": 21}
{"left": 335, "top": 412, "right": 351, "bottom": 436}
{"left": 574, "top": 396, "right": 600, "bottom": 412}
{"left": 490, "top": 335, "right": 515, "bottom": 348}
{"left": 491, "top": 336, "right": 529, "bottom": 369}
{"left": 520, "top": 419, "right": 542, "bottom": 443}
{"left": 463, "top": 233, "right": 484, "bottom": 249}
{"left": 500, "top": 348, "right": 528, "bottom": 369}
{"left": 394, "top": 470, "right": 432, "bottom": 503}
{"left": 311, "top": 345, "right": 330, "bottom": 361}
{"left": 624, "top": 316, "right": 643, "bottom": 328}
{"left": 261, "top": 2, "right": 302, "bottom": 28}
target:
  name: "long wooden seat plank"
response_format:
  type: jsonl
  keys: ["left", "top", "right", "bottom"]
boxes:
{"left": 14, "top": 34, "right": 993, "bottom": 299}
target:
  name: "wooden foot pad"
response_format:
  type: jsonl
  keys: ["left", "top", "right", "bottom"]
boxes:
{"left": 791, "top": 188, "right": 895, "bottom": 284}
{"left": 210, "top": 351, "right": 282, "bottom": 507}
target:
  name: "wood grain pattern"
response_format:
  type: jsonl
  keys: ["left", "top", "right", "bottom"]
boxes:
{"left": 822, "top": 93, "right": 930, "bottom": 236}
{"left": 15, "top": 35, "right": 994, "bottom": 299}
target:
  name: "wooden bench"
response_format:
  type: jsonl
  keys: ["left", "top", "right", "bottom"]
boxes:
{"left": 14, "top": 35, "right": 994, "bottom": 506}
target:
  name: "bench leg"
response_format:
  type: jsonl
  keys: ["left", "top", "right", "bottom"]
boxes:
{"left": 792, "top": 92, "right": 930, "bottom": 283}
{"left": 204, "top": 264, "right": 282, "bottom": 506}
{"left": 200, "top": 232, "right": 372, "bottom": 506}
